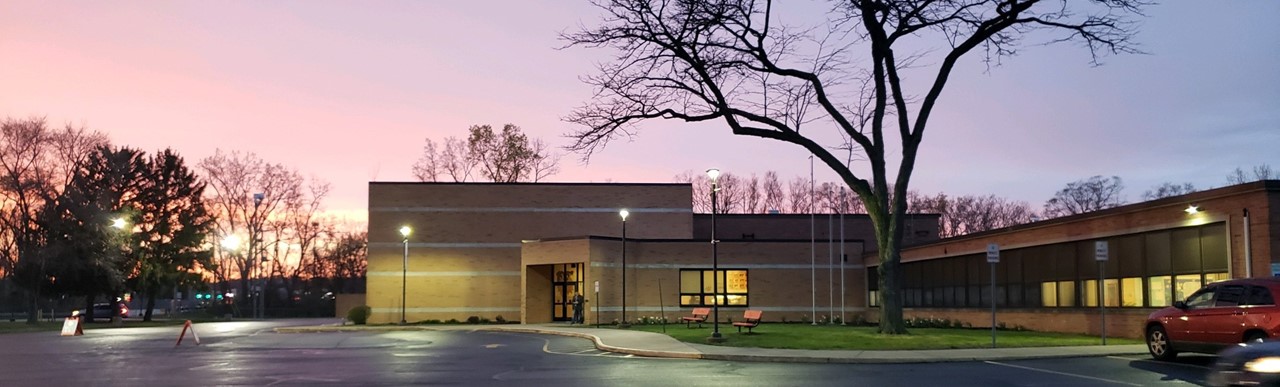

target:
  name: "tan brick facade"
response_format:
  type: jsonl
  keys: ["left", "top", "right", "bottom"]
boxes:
{"left": 870, "top": 181, "right": 1280, "bottom": 338}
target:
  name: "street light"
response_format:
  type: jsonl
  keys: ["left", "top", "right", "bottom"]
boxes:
{"left": 399, "top": 225, "right": 411, "bottom": 325}
{"left": 618, "top": 209, "right": 630, "bottom": 328}
{"left": 707, "top": 168, "right": 724, "bottom": 342}
{"left": 252, "top": 193, "right": 263, "bottom": 319}
{"left": 112, "top": 217, "right": 127, "bottom": 230}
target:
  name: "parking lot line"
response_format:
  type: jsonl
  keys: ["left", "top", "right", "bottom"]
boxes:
{"left": 984, "top": 361, "right": 1143, "bottom": 386}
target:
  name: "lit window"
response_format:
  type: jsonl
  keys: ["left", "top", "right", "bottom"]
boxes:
{"left": 1175, "top": 275, "right": 1203, "bottom": 302}
{"left": 1205, "top": 272, "right": 1230, "bottom": 284}
{"left": 1148, "top": 276, "right": 1172, "bottom": 307}
{"left": 679, "top": 269, "right": 748, "bottom": 307}
{"left": 1057, "top": 281, "right": 1076, "bottom": 307}
{"left": 1121, "top": 278, "right": 1144, "bottom": 307}
{"left": 1042, "top": 282, "right": 1058, "bottom": 307}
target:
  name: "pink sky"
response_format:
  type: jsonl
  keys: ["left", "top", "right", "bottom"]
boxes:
{"left": 3, "top": 1, "right": 1277, "bottom": 224}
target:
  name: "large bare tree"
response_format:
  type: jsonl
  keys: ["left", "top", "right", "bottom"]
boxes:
{"left": 0, "top": 117, "right": 106, "bottom": 322}
{"left": 1043, "top": 175, "right": 1125, "bottom": 218}
{"left": 563, "top": 0, "right": 1145, "bottom": 333}
{"left": 413, "top": 124, "right": 562, "bottom": 183}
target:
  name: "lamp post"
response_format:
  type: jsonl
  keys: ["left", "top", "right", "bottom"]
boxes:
{"left": 252, "top": 193, "right": 263, "bottom": 319}
{"left": 707, "top": 168, "right": 724, "bottom": 342}
{"left": 399, "top": 225, "right": 411, "bottom": 325}
{"left": 221, "top": 234, "right": 241, "bottom": 308}
{"left": 618, "top": 209, "right": 630, "bottom": 328}
{"left": 111, "top": 217, "right": 129, "bottom": 326}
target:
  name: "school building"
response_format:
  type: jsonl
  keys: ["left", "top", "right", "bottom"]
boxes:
{"left": 360, "top": 180, "right": 1280, "bottom": 338}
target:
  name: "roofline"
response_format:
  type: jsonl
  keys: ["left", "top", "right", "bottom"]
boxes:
{"left": 524, "top": 235, "right": 869, "bottom": 244}
{"left": 916, "top": 179, "right": 1279, "bottom": 246}
{"left": 370, "top": 181, "right": 691, "bottom": 187}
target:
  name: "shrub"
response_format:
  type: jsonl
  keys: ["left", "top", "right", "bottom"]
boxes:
{"left": 466, "top": 315, "right": 481, "bottom": 324}
{"left": 346, "top": 305, "right": 372, "bottom": 325}
{"left": 495, "top": 315, "right": 507, "bottom": 324}
{"left": 446, "top": 318, "right": 460, "bottom": 324}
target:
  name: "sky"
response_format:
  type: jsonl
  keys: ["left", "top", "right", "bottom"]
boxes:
{"left": 2, "top": 1, "right": 1277, "bottom": 224}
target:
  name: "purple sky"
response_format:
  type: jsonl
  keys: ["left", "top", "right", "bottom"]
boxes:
{"left": 3, "top": 1, "right": 1277, "bottom": 223}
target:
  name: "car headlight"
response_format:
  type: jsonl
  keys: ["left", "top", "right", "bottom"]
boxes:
{"left": 1244, "top": 357, "right": 1280, "bottom": 373}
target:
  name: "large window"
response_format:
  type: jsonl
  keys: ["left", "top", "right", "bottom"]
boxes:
{"left": 883, "top": 222, "right": 1228, "bottom": 309}
{"left": 679, "top": 269, "right": 748, "bottom": 307}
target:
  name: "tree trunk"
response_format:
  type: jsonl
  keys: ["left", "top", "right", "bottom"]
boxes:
{"left": 144, "top": 291, "right": 157, "bottom": 322}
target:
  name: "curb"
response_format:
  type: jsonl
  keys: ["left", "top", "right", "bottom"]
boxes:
{"left": 270, "top": 324, "right": 1149, "bottom": 364}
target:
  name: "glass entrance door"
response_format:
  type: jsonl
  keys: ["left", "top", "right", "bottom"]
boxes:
{"left": 552, "top": 263, "right": 583, "bottom": 322}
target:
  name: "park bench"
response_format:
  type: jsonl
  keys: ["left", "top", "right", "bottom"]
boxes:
{"left": 733, "top": 309, "right": 763, "bottom": 333}
{"left": 681, "top": 307, "right": 711, "bottom": 328}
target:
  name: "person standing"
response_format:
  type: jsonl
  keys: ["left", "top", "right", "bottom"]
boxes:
{"left": 571, "top": 293, "right": 585, "bottom": 324}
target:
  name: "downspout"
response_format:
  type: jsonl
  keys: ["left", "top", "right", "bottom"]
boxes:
{"left": 1244, "top": 209, "right": 1253, "bottom": 277}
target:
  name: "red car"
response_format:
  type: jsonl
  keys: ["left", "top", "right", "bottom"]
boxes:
{"left": 1146, "top": 277, "right": 1280, "bottom": 360}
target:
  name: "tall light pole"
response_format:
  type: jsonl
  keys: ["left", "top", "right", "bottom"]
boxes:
{"left": 707, "top": 168, "right": 724, "bottom": 342}
{"left": 399, "top": 225, "right": 411, "bottom": 325}
{"left": 252, "top": 193, "right": 263, "bottom": 319}
{"left": 221, "top": 234, "right": 241, "bottom": 310}
{"left": 618, "top": 209, "right": 630, "bottom": 328}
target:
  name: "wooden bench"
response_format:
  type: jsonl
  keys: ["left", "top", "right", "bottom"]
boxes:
{"left": 681, "top": 307, "right": 711, "bottom": 328}
{"left": 733, "top": 310, "right": 763, "bottom": 333}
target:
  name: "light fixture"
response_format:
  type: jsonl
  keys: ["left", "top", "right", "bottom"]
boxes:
{"left": 1184, "top": 205, "right": 1200, "bottom": 215}
{"left": 706, "top": 167, "right": 724, "bottom": 342}
{"left": 400, "top": 225, "right": 412, "bottom": 325}
{"left": 112, "top": 217, "right": 127, "bottom": 229}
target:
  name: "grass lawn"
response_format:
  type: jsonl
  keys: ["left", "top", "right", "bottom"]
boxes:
{"left": 624, "top": 323, "right": 1142, "bottom": 350}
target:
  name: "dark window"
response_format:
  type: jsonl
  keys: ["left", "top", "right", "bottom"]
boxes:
{"left": 1246, "top": 286, "right": 1275, "bottom": 306}
{"left": 1216, "top": 285, "right": 1244, "bottom": 307}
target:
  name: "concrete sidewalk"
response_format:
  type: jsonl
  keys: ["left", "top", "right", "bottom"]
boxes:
{"left": 275, "top": 323, "right": 1150, "bottom": 364}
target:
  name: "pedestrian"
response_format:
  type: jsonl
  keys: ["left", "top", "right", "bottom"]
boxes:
{"left": 571, "top": 293, "right": 585, "bottom": 324}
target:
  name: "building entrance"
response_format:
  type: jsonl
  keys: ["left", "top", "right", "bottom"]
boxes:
{"left": 552, "top": 263, "right": 584, "bottom": 322}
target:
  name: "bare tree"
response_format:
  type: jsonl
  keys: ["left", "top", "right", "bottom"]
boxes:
{"left": 1142, "top": 182, "right": 1196, "bottom": 201}
{"left": 786, "top": 177, "right": 812, "bottom": 214}
{"left": 529, "top": 138, "right": 562, "bottom": 182}
{"left": 561, "top": 0, "right": 1145, "bottom": 332}
{"left": 761, "top": 171, "right": 785, "bottom": 213}
{"left": 0, "top": 117, "right": 107, "bottom": 322}
{"left": 198, "top": 150, "right": 306, "bottom": 308}
{"left": 742, "top": 174, "right": 762, "bottom": 213}
{"left": 1227, "top": 164, "right": 1275, "bottom": 185}
{"left": 410, "top": 139, "right": 441, "bottom": 182}
{"left": 1043, "top": 175, "right": 1126, "bottom": 218}
{"left": 413, "top": 125, "right": 561, "bottom": 183}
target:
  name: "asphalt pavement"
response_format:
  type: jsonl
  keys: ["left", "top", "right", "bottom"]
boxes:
{"left": 275, "top": 322, "right": 1150, "bottom": 364}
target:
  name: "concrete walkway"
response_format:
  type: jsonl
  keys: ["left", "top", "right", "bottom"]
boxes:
{"left": 275, "top": 323, "right": 1150, "bottom": 364}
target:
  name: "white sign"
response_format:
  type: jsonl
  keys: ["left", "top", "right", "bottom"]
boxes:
{"left": 986, "top": 243, "right": 1000, "bottom": 263}
{"left": 594, "top": 280, "right": 600, "bottom": 293}
{"left": 1095, "top": 241, "right": 1109, "bottom": 261}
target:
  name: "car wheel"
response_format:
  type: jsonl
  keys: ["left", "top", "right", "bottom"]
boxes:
{"left": 1147, "top": 325, "right": 1177, "bottom": 361}
{"left": 1245, "top": 332, "right": 1268, "bottom": 344}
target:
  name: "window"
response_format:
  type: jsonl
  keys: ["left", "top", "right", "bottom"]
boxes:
{"left": 1149, "top": 275, "right": 1172, "bottom": 307}
{"left": 1185, "top": 286, "right": 1216, "bottom": 309}
{"left": 679, "top": 269, "right": 748, "bottom": 307}
{"left": 1245, "top": 286, "right": 1274, "bottom": 306}
{"left": 1205, "top": 272, "right": 1230, "bottom": 284}
{"left": 1042, "top": 282, "right": 1058, "bottom": 307}
{"left": 1174, "top": 275, "right": 1203, "bottom": 302}
{"left": 1216, "top": 285, "right": 1244, "bottom": 307}
{"left": 1057, "top": 281, "right": 1076, "bottom": 307}
{"left": 1121, "top": 277, "right": 1144, "bottom": 307}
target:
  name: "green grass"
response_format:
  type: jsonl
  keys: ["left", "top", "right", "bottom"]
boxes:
{"left": 624, "top": 323, "right": 1142, "bottom": 350}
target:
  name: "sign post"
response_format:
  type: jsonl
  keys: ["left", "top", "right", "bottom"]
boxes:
{"left": 986, "top": 243, "right": 1000, "bottom": 348}
{"left": 1095, "top": 241, "right": 1109, "bottom": 345}
{"left": 594, "top": 280, "right": 600, "bottom": 328}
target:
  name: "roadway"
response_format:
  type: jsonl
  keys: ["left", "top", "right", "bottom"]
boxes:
{"left": 0, "top": 319, "right": 1214, "bottom": 386}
